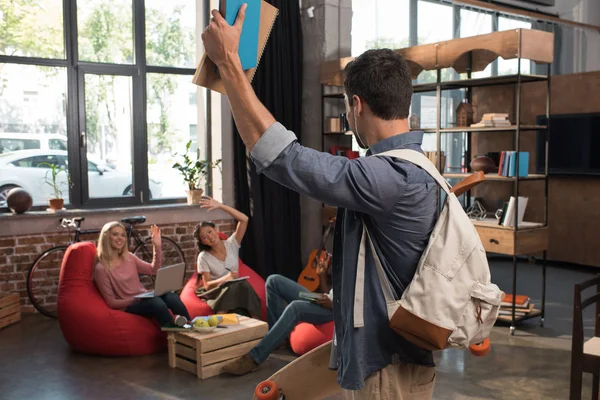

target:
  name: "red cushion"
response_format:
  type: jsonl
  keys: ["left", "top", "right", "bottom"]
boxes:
{"left": 57, "top": 242, "right": 166, "bottom": 356}
{"left": 180, "top": 232, "right": 267, "bottom": 321}
{"left": 289, "top": 321, "right": 335, "bottom": 356}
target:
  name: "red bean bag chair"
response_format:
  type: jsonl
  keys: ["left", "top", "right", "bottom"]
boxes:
{"left": 289, "top": 321, "right": 335, "bottom": 356}
{"left": 57, "top": 242, "right": 166, "bottom": 356}
{"left": 180, "top": 233, "right": 267, "bottom": 321}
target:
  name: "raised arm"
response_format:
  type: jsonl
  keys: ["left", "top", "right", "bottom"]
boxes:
{"left": 200, "top": 196, "right": 248, "bottom": 244}
{"left": 133, "top": 225, "right": 163, "bottom": 275}
{"left": 201, "top": 7, "right": 406, "bottom": 217}
{"left": 201, "top": 5, "right": 275, "bottom": 152}
{"left": 93, "top": 264, "right": 134, "bottom": 309}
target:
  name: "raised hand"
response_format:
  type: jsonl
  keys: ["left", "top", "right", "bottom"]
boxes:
{"left": 201, "top": 5, "right": 246, "bottom": 68}
{"left": 200, "top": 196, "right": 222, "bottom": 211}
{"left": 151, "top": 225, "right": 162, "bottom": 249}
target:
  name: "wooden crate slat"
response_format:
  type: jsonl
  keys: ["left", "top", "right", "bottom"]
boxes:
{"left": 0, "top": 293, "right": 19, "bottom": 309}
{"left": 176, "top": 343, "right": 197, "bottom": 361}
{"left": 176, "top": 357, "right": 197, "bottom": 376}
{"left": 199, "top": 338, "right": 262, "bottom": 367}
{"left": 0, "top": 303, "right": 20, "bottom": 319}
{"left": 173, "top": 333, "right": 197, "bottom": 348}
{"left": 199, "top": 356, "right": 243, "bottom": 380}
{"left": 198, "top": 323, "right": 268, "bottom": 353}
{"left": 0, "top": 312, "right": 21, "bottom": 330}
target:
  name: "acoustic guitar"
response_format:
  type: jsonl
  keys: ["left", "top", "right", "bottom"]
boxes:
{"left": 297, "top": 217, "right": 336, "bottom": 292}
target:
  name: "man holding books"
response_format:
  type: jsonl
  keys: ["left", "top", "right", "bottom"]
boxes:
{"left": 223, "top": 254, "right": 333, "bottom": 375}
{"left": 202, "top": 4, "right": 437, "bottom": 399}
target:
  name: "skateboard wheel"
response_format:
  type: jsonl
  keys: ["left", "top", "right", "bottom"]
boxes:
{"left": 469, "top": 338, "right": 491, "bottom": 357}
{"left": 255, "top": 380, "right": 280, "bottom": 400}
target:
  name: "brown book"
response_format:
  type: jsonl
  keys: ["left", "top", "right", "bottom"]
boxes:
{"left": 192, "top": 1, "right": 278, "bottom": 94}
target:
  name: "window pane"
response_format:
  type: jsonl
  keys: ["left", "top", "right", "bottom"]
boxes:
{"left": 0, "top": 64, "right": 67, "bottom": 207}
{"left": 77, "top": 0, "right": 133, "bottom": 64}
{"left": 498, "top": 18, "right": 532, "bottom": 75}
{"left": 417, "top": 1, "right": 453, "bottom": 83}
{"left": 145, "top": 0, "right": 197, "bottom": 68}
{"left": 0, "top": 0, "right": 64, "bottom": 58}
{"left": 147, "top": 74, "right": 201, "bottom": 200}
{"left": 418, "top": 1, "right": 453, "bottom": 45}
{"left": 351, "top": 0, "right": 410, "bottom": 56}
{"left": 84, "top": 74, "right": 134, "bottom": 200}
{"left": 460, "top": 9, "right": 492, "bottom": 78}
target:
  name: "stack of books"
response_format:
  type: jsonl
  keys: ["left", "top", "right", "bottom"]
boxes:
{"left": 499, "top": 294, "right": 534, "bottom": 317}
{"left": 471, "top": 113, "right": 512, "bottom": 128}
{"left": 497, "top": 151, "right": 529, "bottom": 177}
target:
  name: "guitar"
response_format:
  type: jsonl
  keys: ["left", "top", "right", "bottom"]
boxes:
{"left": 297, "top": 217, "right": 336, "bottom": 292}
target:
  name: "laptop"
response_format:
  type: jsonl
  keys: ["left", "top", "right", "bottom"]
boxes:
{"left": 134, "top": 262, "right": 186, "bottom": 299}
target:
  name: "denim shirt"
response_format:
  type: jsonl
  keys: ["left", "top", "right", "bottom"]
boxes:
{"left": 251, "top": 122, "right": 437, "bottom": 390}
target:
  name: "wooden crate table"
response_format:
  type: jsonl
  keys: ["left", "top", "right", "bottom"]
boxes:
{"left": 168, "top": 315, "right": 268, "bottom": 379}
{"left": 0, "top": 293, "right": 21, "bottom": 330}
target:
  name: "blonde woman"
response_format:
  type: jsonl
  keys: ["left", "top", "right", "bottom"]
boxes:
{"left": 93, "top": 221, "right": 190, "bottom": 328}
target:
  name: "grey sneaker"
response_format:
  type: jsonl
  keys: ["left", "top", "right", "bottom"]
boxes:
{"left": 223, "top": 354, "right": 259, "bottom": 376}
{"left": 173, "top": 315, "right": 188, "bottom": 327}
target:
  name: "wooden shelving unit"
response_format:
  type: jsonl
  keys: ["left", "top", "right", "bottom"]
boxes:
{"left": 320, "top": 28, "right": 554, "bottom": 334}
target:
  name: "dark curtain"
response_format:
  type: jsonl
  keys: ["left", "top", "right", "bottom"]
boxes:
{"left": 233, "top": 0, "right": 303, "bottom": 280}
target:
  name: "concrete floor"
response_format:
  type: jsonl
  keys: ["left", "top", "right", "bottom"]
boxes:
{"left": 1, "top": 258, "right": 598, "bottom": 400}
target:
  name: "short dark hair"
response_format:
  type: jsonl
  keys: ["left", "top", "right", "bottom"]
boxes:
{"left": 192, "top": 221, "right": 217, "bottom": 252}
{"left": 343, "top": 49, "right": 413, "bottom": 120}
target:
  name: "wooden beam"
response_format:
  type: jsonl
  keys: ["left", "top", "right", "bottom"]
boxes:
{"left": 453, "top": 0, "right": 600, "bottom": 33}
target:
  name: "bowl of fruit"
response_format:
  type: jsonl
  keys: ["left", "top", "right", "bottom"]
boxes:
{"left": 191, "top": 315, "right": 223, "bottom": 333}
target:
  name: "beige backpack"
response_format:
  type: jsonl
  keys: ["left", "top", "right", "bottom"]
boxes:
{"left": 353, "top": 149, "right": 503, "bottom": 351}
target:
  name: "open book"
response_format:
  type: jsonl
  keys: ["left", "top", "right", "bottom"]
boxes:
{"left": 192, "top": 0, "right": 278, "bottom": 94}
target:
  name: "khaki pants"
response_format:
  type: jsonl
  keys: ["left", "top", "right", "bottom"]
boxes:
{"left": 342, "top": 363, "right": 435, "bottom": 400}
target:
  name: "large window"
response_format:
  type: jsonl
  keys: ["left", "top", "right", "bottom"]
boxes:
{"left": 351, "top": 0, "right": 410, "bottom": 57}
{"left": 0, "top": 0, "right": 211, "bottom": 209}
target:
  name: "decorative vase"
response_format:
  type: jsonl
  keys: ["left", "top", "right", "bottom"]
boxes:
{"left": 48, "top": 198, "right": 64, "bottom": 211}
{"left": 186, "top": 189, "right": 204, "bottom": 205}
{"left": 470, "top": 156, "right": 497, "bottom": 174}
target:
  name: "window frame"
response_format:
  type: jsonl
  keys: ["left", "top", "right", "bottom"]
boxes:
{"left": 0, "top": 0, "right": 211, "bottom": 211}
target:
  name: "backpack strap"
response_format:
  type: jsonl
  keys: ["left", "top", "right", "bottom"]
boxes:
{"left": 375, "top": 149, "right": 451, "bottom": 194}
{"left": 354, "top": 221, "right": 398, "bottom": 327}
{"left": 354, "top": 148, "right": 450, "bottom": 328}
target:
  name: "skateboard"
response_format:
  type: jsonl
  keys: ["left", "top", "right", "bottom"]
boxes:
{"left": 253, "top": 340, "right": 340, "bottom": 400}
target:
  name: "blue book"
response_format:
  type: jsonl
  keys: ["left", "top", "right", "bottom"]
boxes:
{"left": 220, "top": 0, "right": 261, "bottom": 70}
{"left": 508, "top": 152, "right": 529, "bottom": 177}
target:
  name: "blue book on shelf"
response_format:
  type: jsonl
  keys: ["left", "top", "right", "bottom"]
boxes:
{"left": 508, "top": 152, "right": 529, "bottom": 177}
{"left": 220, "top": 0, "right": 261, "bottom": 71}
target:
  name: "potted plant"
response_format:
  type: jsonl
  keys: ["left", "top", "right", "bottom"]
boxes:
{"left": 172, "top": 141, "right": 222, "bottom": 205}
{"left": 40, "top": 162, "right": 69, "bottom": 211}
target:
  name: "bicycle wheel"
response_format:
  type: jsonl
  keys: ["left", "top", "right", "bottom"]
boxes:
{"left": 133, "top": 236, "right": 187, "bottom": 289}
{"left": 27, "top": 245, "right": 68, "bottom": 318}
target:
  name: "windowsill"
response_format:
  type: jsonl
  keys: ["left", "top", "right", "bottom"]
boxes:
{"left": 0, "top": 203, "right": 233, "bottom": 237}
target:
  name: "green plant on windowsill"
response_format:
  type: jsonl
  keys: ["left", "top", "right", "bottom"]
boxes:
{"left": 39, "top": 162, "right": 70, "bottom": 211}
{"left": 172, "top": 140, "right": 222, "bottom": 205}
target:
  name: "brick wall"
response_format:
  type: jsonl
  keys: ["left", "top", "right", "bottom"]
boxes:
{"left": 0, "top": 219, "right": 235, "bottom": 313}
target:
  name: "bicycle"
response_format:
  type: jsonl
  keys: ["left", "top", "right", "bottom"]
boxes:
{"left": 27, "top": 216, "right": 186, "bottom": 318}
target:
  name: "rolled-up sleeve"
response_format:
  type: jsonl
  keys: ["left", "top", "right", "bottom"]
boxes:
{"left": 251, "top": 122, "right": 297, "bottom": 173}
{"left": 250, "top": 122, "right": 408, "bottom": 217}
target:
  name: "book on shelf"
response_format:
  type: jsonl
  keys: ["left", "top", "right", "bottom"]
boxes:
{"left": 498, "top": 304, "right": 534, "bottom": 316}
{"left": 501, "top": 294, "right": 530, "bottom": 308}
{"left": 499, "top": 196, "right": 528, "bottom": 227}
{"left": 497, "top": 151, "right": 529, "bottom": 177}
{"left": 471, "top": 113, "right": 511, "bottom": 127}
